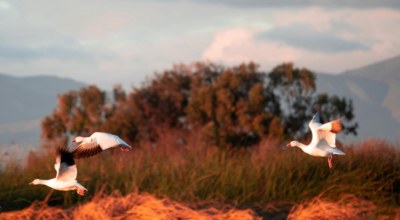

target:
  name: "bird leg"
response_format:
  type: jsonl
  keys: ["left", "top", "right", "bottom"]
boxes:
{"left": 328, "top": 155, "right": 333, "bottom": 169}
{"left": 41, "top": 189, "right": 54, "bottom": 205}
{"left": 76, "top": 188, "right": 86, "bottom": 196}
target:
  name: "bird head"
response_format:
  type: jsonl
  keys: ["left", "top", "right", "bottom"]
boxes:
{"left": 72, "top": 136, "right": 83, "bottom": 143}
{"left": 286, "top": 141, "right": 298, "bottom": 148}
{"left": 29, "top": 179, "right": 40, "bottom": 185}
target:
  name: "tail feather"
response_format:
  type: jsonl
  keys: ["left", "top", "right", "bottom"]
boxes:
{"left": 75, "top": 182, "right": 88, "bottom": 191}
{"left": 333, "top": 148, "right": 346, "bottom": 155}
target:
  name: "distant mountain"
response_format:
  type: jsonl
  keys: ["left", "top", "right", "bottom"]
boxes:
{"left": 344, "top": 54, "right": 400, "bottom": 123}
{"left": 316, "top": 54, "right": 400, "bottom": 142}
{"left": 0, "top": 73, "right": 84, "bottom": 147}
{"left": 344, "top": 54, "right": 400, "bottom": 82}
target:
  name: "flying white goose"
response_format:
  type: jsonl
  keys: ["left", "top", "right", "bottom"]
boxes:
{"left": 286, "top": 112, "right": 345, "bottom": 168}
{"left": 29, "top": 147, "right": 87, "bottom": 195}
{"left": 72, "top": 132, "right": 132, "bottom": 159}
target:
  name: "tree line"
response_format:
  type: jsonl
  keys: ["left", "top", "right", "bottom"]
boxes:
{"left": 41, "top": 62, "right": 357, "bottom": 149}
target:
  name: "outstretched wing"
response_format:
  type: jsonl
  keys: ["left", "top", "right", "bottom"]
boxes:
{"left": 309, "top": 112, "right": 322, "bottom": 146}
{"left": 94, "top": 132, "right": 132, "bottom": 150}
{"left": 309, "top": 112, "right": 342, "bottom": 147}
{"left": 55, "top": 147, "right": 77, "bottom": 181}
{"left": 73, "top": 141, "right": 103, "bottom": 159}
{"left": 318, "top": 119, "right": 342, "bottom": 147}
{"left": 72, "top": 132, "right": 131, "bottom": 159}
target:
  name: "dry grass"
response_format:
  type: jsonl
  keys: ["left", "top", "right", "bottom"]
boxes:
{"left": 0, "top": 192, "right": 260, "bottom": 220}
{"left": 1, "top": 132, "right": 399, "bottom": 218}
{"left": 287, "top": 194, "right": 377, "bottom": 220}
{"left": 2, "top": 192, "right": 398, "bottom": 220}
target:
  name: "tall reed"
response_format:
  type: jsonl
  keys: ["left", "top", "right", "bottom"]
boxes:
{"left": 0, "top": 130, "right": 399, "bottom": 214}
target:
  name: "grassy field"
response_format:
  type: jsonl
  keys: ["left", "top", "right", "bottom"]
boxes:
{"left": 0, "top": 130, "right": 399, "bottom": 218}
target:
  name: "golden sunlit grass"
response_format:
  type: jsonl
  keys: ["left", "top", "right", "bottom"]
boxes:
{"left": 288, "top": 194, "right": 377, "bottom": 220}
{"left": 0, "top": 130, "right": 399, "bottom": 218}
{"left": 0, "top": 192, "right": 260, "bottom": 220}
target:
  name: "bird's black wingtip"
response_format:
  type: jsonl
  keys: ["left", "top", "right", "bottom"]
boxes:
{"left": 56, "top": 146, "right": 74, "bottom": 154}
{"left": 56, "top": 146, "right": 75, "bottom": 166}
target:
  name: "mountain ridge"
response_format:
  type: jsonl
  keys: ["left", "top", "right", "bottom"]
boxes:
{"left": 343, "top": 54, "right": 400, "bottom": 82}
{"left": 316, "top": 54, "right": 400, "bottom": 142}
{"left": 0, "top": 73, "right": 85, "bottom": 146}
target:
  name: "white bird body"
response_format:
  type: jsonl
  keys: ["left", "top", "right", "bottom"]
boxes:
{"left": 72, "top": 132, "right": 132, "bottom": 159}
{"left": 33, "top": 179, "right": 85, "bottom": 191}
{"left": 295, "top": 141, "right": 345, "bottom": 157}
{"left": 287, "top": 112, "right": 345, "bottom": 168}
{"left": 30, "top": 148, "right": 87, "bottom": 195}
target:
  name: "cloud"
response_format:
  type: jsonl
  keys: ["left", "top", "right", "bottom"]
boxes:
{"left": 0, "top": 0, "right": 399, "bottom": 89}
{"left": 257, "top": 24, "right": 367, "bottom": 53}
{"left": 270, "top": 7, "right": 400, "bottom": 54}
{"left": 203, "top": 6, "right": 400, "bottom": 74}
{"left": 202, "top": 29, "right": 396, "bottom": 75}
{"left": 195, "top": 0, "right": 400, "bottom": 8}
{"left": 202, "top": 28, "right": 302, "bottom": 67}
{"left": 0, "top": 24, "right": 92, "bottom": 62}
{"left": 0, "top": 0, "right": 10, "bottom": 10}
{"left": 0, "top": 43, "right": 92, "bottom": 61}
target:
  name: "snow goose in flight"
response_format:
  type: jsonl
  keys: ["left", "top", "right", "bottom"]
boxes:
{"left": 286, "top": 112, "right": 345, "bottom": 168}
{"left": 72, "top": 132, "right": 132, "bottom": 159}
{"left": 29, "top": 147, "right": 87, "bottom": 195}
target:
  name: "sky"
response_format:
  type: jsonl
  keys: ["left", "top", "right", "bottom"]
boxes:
{"left": 0, "top": 0, "right": 399, "bottom": 89}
